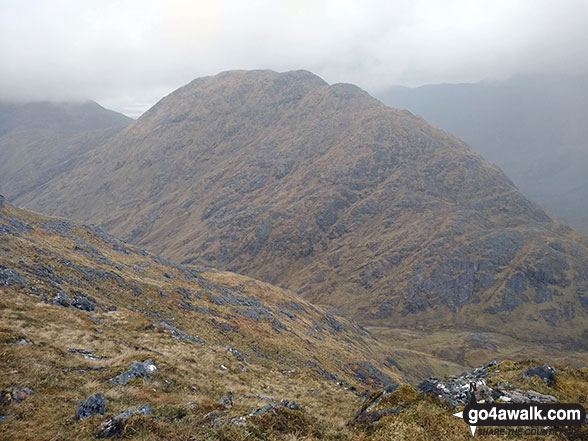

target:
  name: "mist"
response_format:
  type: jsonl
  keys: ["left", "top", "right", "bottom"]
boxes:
{"left": 1, "top": 0, "right": 588, "bottom": 117}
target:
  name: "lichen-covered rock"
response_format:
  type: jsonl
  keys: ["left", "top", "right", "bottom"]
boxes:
{"left": 109, "top": 359, "right": 157, "bottom": 385}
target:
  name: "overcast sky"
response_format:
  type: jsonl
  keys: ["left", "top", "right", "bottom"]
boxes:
{"left": 1, "top": 0, "right": 588, "bottom": 117}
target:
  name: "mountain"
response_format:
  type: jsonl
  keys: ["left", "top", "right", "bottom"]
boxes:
{"left": 0, "top": 100, "right": 132, "bottom": 201}
{"left": 376, "top": 73, "right": 588, "bottom": 234}
{"left": 2, "top": 198, "right": 587, "bottom": 440}
{"left": 12, "top": 70, "right": 588, "bottom": 348}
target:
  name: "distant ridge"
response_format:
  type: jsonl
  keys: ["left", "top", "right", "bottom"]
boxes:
{"left": 376, "top": 73, "right": 588, "bottom": 234}
{"left": 0, "top": 100, "right": 132, "bottom": 200}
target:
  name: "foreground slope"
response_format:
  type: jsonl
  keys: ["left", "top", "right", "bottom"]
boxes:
{"left": 0, "top": 196, "right": 401, "bottom": 439}
{"left": 377, "top": 74, "right": 588, "bottom": 234}
{"left": 0, "top": 100, "right": 132, "bottom": 201}
{"left": 1, "top": 199, "right": 587, "bottom": 440}
{"left": 14, "top": 70, "right": 588, "bottom": 346}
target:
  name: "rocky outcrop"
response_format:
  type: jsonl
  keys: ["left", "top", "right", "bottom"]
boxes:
{"left": 353, "top": 384, "right": 403, "bottom": 423}
{"left": 157, "top": 322, "right": 204, "bottom": 343}
{"left": 0, "top": 266, "right": 27, "bottom": 286}
{"left": 230, "top": 400, "right": 301, "bottom": 427}
{"left": 418, "top": 361, "right": 556, "bottom": 407}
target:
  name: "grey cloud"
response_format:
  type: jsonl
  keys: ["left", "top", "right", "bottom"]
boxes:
{"left": 1, "top": 0, "right": 587, "bottom": 117}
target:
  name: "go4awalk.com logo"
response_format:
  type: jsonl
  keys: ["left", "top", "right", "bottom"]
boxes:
{"left": 453, "top": 383, "right": 586, "bottom": 436}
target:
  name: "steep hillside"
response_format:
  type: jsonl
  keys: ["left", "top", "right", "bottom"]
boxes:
{"left": 377, "top": 74, "right": 588, "bottom": 233}
{"left": 0, "top": 100, "right": 132, "bottom": 200}
{"left": 0, "top": 196, "right": 402, "bottom": 439}
{"left": 14, "top": 70, "right": 588, "bottom": 346}
{"left": 2, "top": 199, "right": 587, "bottom": 440}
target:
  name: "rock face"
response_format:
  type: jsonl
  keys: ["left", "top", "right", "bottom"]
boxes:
{"left": 75, "top": 393, "right": 106, "bottom": 420}
{"left": 11, "top": 70, "right": 588, "bottom": 345}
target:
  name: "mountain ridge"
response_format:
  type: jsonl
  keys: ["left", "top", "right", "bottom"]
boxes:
{"left": 9, "top": 69, "right": 588, "bottom": 348}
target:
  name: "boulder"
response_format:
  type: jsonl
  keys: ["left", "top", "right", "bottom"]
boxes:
{"left": 75, "top": 393, "right": 106, "bottom": 420}
{"left": 1, "top": 386, "right": 34, "bottom": 405}
{"left": 109, "top": 359, "right": 157, "bottom": 385}
{"left": 521, "top": 365, "right": 557, "bottom": 386}
{"left": 217, "top": 391, "right": 233, "bottom": 408}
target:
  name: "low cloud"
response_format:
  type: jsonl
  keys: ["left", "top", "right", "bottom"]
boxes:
{"left": 1, "top": 0, "right": 587, "bottom": 117}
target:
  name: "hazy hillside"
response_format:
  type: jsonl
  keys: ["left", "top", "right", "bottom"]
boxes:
{"left": 0, "top": 100, "right": 132, "bottom": 200}
{"left": 377, "top": 74, "right": 588, "bottom": 233}
{"left": 13, "top": 70, "right": 588, "bottom": 348}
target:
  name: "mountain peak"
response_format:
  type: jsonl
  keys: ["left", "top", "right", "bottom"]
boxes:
{"left": 12, "top": 70, "right": 588, "bottom": 348}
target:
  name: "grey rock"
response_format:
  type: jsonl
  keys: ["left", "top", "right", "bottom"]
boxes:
{"left": 230, "top": 400, "right": 301, "bottom": 427}
{"left": 67, "top": 348, "right": 107, "bottom": 360}
{"left": 51, "top": 290, "right": 73, "bottom": 307}
{"left": 217, "top": 391, "right": 233, "bottom": 408}
{"left": 0, "top": 213, "right": 31, "bottom": 233}
{"left": 8, "top": 337, "right": 32, "bottom": 345}
{"left": 95, "top": 403, "right": 152, "bottom": 437}
{"left": 109, "top": 359, "right": 157, "bottom": 385}
{"left": 224, "top": 345, "right": 245, "bottom": 362}
{"left": 70, "top": 292, "right": 98, "bottom": 311}
{"left": 418, "top": 361, "right": 560, "bottom": 407}
{"left": 353, "top": 361, "right": 392, "bottom": 388}
{"left": 0, "top": 265, "right": 27, "bottom": 286}
{"left": 498, "top": 389, "right": 556, "bottom": 404}
{"left": 135, "top": 404, "right": 152, "bottom": 415}
{"left": 75, "top": 393, "right": 105, "bottom": 420}
{"left": 354, "top": 405, "right": 403, "bottom": 423}
{"left": 158, "top": 322, "right": 203, "bottom": 343}
{"left": 521, "top": 365, "right": 557, "bottom": 386}
{"left": 4, "top": 386, "right": 34, "bottom": 403}
{"left": 40, "top": 218, "right": 75, "bottom": 235}
{"left": 178, "top": 300, "right": 195, "bottom": 311}
{"left": 418, "top": 361, "right": 498, "bottom": 407}
{"left": 204, "top": 409, "right": 228, "bottom": 428}
{"left": 95, "top": 410, "right": 131, "bottom": 438}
